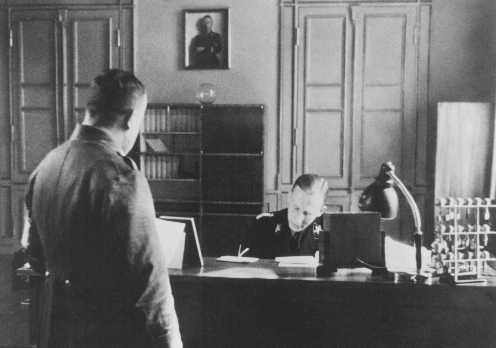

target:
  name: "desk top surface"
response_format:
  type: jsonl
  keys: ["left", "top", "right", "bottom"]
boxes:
{"left": 16, "top": 256, "right": 496, "bottom": 289}
{"left": 169, "top": 257, "right": 496, "bottom": 289}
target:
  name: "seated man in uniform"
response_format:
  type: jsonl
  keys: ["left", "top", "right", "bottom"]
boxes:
{"left": 246, "top": 174, "right": 328, "bottom": 259}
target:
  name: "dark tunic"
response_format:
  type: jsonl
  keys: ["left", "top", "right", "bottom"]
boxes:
{"left": 25, "top": 125, "right": 181, "bottom": 347}
{"left": 246, "top": 209, "right": 323, "bottom": 259}
{"left": 189, "top": 31, "right": 223, "bottom": 68}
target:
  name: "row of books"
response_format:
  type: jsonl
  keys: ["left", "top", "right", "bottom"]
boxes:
{"left": 142, "top": 155, "right": 181, "bottom": 180}
{"left": 144, "top": 137, "right": 201, "bottom": 153}
{"left": 144, "top": 108, "right": 201, "bottom": 133}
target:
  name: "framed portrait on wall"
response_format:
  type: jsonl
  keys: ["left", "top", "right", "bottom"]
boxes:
{"left": 184, "top": 8, "right": 230, "bottom": 70}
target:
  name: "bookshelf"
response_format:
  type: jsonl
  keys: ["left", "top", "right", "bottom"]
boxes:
{"left": 140, "top": 104, "right": 264, "bottom": 256}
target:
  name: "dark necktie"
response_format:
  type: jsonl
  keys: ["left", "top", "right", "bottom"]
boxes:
{"left": 289, "top": 232, "right": 301, "bottom": 253}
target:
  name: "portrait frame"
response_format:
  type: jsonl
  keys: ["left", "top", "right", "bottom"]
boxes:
{"left": 184, "top": 8, "right": 230, "bottom": 70}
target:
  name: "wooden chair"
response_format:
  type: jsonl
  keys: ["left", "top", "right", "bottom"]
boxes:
{"left": 16, "top": 265, "right": 51, "bottom": 348}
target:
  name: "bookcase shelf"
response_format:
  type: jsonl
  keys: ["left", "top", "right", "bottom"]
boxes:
{"left": 147, "top": 178, "right": 199, "bottom": 182}
{"left": 142, "top": 132, "right": 201, "bottom": 135}
{"left": 139, "top": 103, "right": 264, "bottom": 256}
{"left": 201, "top": 153, "right": 263, "bottom": 157}
{"left": 140, "top": 152, "right": 201, "bottom": 156}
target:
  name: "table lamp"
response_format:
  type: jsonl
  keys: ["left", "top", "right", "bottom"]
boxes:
{"left": 358, "top": 162, "right": 428, "bottom": 283}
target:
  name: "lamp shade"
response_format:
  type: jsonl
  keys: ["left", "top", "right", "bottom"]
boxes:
{"left": 195, "top": 83, "right": 217, "bottom": 104}
{"left": 358, "top": 162, "right": 399, "bottom": 219}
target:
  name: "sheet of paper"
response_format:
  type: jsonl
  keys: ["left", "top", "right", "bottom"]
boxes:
{"left": 145, "top": 138, "right": 169, "bottom": 152}
{"left": 278, "top": 262, "right": 317, "bottom": 268}
{"left": 216, "top": 255, "right": 259, "bottom": 263}
{"left": 385, "top": 236, "right": 431, "bottom": 273}
{"left": 335, "top": 267, "right": 373, "bottom": 276}
{"left": 155, "top": 218, "right": 186, "bottom": 269}
{"left": 276, "top": 255, "right": 318, "bottom": 268}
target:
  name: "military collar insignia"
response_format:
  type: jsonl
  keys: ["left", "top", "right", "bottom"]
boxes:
{"left": 312, "top": 223, "right": 323, "bottom": 240}
{"left": 256, "top": 212, "right": 274, "bottom": 220}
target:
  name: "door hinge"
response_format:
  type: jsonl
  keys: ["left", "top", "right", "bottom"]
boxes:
{"left": 10, "top": 124, "right": 15, "bottom": 143}
{"left": 292, "top": 128, "right": 297, "bottom": 146}
{"left": 115, "top": 28, "right": 121, "bottom": 47}
{"left": 9, "top": 28, "right": 13, "bottom": 48}
{"left": 57, "top": 10, "right": 67, "bottom": 24}
{"left": 293, "top": 27, "right": 300, "bottom": 46}
{"left": 413, "top": 25, "right": 420, "bottom": 47}
{"left": 347, "top": 6, "right": 354, "bottom": 25}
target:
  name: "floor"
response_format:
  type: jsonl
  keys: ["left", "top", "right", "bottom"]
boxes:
{"left": 0, "top": 254, "right": 31, "bottom": 348}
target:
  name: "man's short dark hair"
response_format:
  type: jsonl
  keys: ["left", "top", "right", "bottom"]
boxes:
{"left": 86, "top": 69, "right": 145, "bottom": 128}
{"left": 292, "top": 174, "right": 328, "bottom": 197}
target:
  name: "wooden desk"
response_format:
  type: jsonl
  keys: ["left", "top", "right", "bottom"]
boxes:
{"left": 169, "top": 258, "right": 496, "bottom": 348}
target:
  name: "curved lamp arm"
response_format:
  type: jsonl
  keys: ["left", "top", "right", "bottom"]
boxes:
{"left": 388, "top": 171, "right": 422, "bottom": 236}
{"left": 385, "top": 166, "right": 424, "bottom": 278}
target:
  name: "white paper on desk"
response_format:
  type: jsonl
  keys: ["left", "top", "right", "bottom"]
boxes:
{"left": 335, "top": 267, "right": 373, "bottom": 276}
{"left": 275, "top": 256, "right": 316, "bottom": 264}
{"left": 278, "top": 262, "right": 317, "bottom": 268}
{"left": 155, "top": 218, "right": 185, "bottom": 269}
{"left": 217, "top": 255, "right": 259, "bottom": 263}
{"left": 385, "top": 236, "right": 431, "bottom": 273}
{"left": 276, "top": 256, "right": 318, "bottom": 268}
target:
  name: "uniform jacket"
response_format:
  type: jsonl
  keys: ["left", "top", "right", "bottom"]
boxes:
{"left": 246, "top": 209, "right": 323, "bottom": 259}
{"left": 190, "top": 31, "right": 223, "bottom": 68}
{"left": 25, "top": 125, "right": 181, "bottom": 347}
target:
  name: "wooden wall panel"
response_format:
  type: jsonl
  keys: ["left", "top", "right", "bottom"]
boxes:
{"left": 0, "top": 9, "right": 9, "bottom": 181}
{"left": 279, "top": 5, "right": 295, "bottom": 187}
{"left": 353, "top": 8, "right": 417, "bottom": 187}
{"left": 0, "top": 186, "right": 11, "bottom": 240}
{"left": 304, "top": 111, "right": 344, "bottom": 177}
{"left": 11, "top": 185, "right": 25, "bottom": 243}
{"left": 11, "top": 11, "right": 59, "bottom": 182}
{"left": 361, "top": 111, "right": 403, "bottom": 178}
{"left": 66, "top": 10, "right": 120, "bottom": 137}
{"left": 299, "top": 7, "right": 351, "bottom": 189}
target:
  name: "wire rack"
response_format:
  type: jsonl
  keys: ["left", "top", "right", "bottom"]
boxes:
{"left": 432, "top": 197, "right": 496, "bottom": 284}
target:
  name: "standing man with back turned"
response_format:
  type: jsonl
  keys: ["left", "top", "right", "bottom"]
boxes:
{"left": 25, "top": 69, "right": 182, "bottom": 347}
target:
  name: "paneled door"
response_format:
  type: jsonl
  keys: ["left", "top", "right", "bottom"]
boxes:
{"left": 295, "top": 5, "right": 419, "bottom": 193}
{"left": 10, "top": 10, "right": 61, "bottom": 183}
{"left": 279, "top": 2, "right": 430, "bottom": 241}
{"left": 295, "top": 5, "right": 353, "bottom": 190}
{"left": 351, "top": 5, "right": 418, "bottom": 190}
{"left": 5, "top": 5, "right": 133, "bottom": 253}
{"left": 65, "top": 8, "right": 131, "bottom": 137}
{"left": 350, "top": 5, "right": 424, "bottom": 240}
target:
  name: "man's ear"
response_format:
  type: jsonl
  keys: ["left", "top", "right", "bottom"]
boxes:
{"left": 320, "top": 204, "right": 327, "bottom": 216}
{"left": 121, "top": 109, "right": 133, "bottom": 130}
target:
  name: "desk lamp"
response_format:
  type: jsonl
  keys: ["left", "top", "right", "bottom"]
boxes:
{"left": 359, "top": 162, "right": 428, "bottom": 283}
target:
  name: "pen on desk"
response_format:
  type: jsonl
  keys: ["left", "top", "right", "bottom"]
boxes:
{"left": 238, "top": 244, "right": 241, "bottom": 256}
{"left": 238, "top": 248, "right": 250, "bottom": 257}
